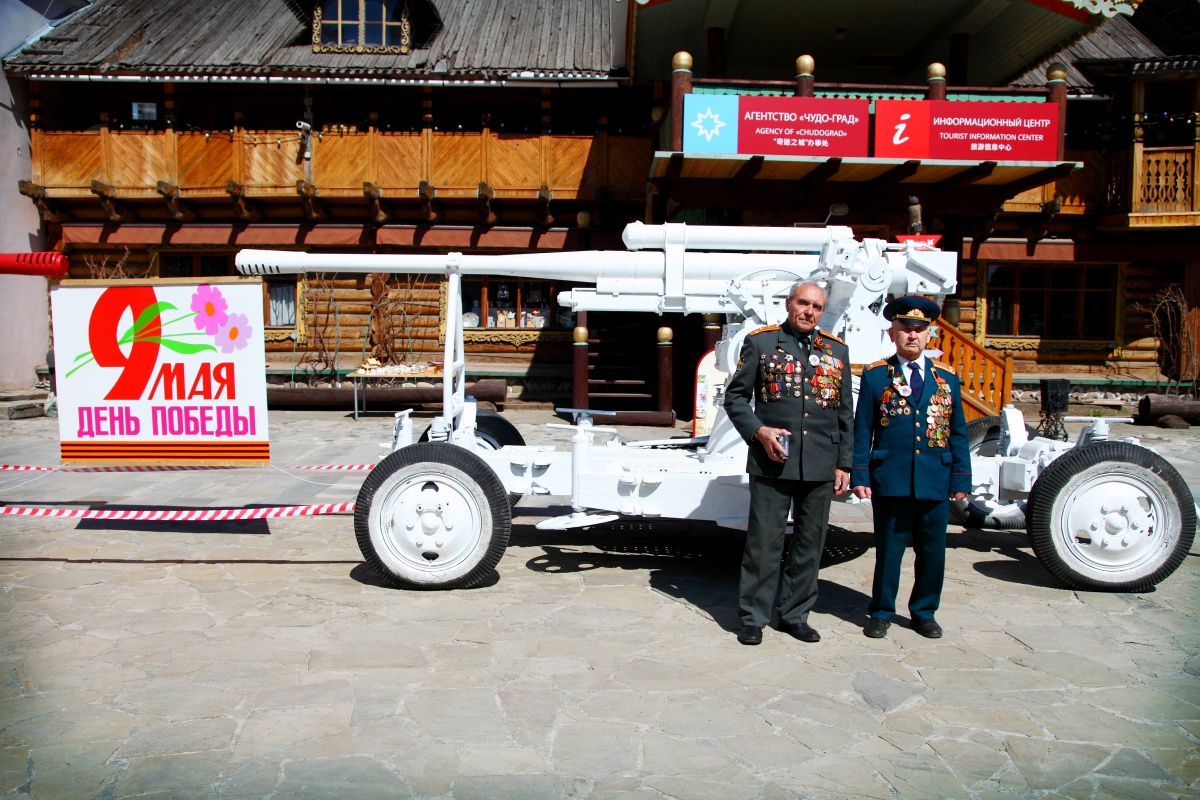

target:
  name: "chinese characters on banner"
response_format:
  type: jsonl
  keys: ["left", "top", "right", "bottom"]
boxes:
{"left": 683, "top": 94, "right": 870, "bottom": 157}
{"left": 874, "top": 100, "right": 1059, "bottom": 161}
{"left": 51, "top": 278, "right": 270, "bottom": 466}
{"left": 682, "top": 95, "right": 1060, "bottom": 162}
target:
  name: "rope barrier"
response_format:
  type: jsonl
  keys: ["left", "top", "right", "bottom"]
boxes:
{"left": 1, "top": 464, "right": 375, "bottom": 473}
{"left": 0, "top": 503, "right": 355, "bottom": 521}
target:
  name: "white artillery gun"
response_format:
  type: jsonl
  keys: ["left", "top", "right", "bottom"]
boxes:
{"left": 236, "top": 222, "right": 1194, "bottom": 593}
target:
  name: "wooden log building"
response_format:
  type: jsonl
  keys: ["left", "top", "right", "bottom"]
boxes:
{"left": 5, "top": 0, "right": 1199, "bottom": 418}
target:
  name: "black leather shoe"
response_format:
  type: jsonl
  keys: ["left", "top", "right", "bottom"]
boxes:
{"left": 912, "top": 619, "right": 943, "bottom": 639}
{"left": 863, "top": 618, "right": 891, "bottom": 639}
{"left": 779, "top": 621, "right": 821, "bottom": 643}
{"left": 737, "top": 625, "right": 763, "bottom": 645}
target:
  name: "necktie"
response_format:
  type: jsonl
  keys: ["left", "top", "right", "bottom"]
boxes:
{"left": 908, "top": 361, "right": 924, "bottom": 402}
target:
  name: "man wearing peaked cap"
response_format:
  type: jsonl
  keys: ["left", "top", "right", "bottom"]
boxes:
{"left": 885, "top": 295, "right": 941, "bottom": 328}
{"left": 850, "top": 294, "right": 971, "bottom": 641}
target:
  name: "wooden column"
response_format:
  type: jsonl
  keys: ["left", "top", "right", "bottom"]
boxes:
{"left": 1045, "top": 63, "right": 1068, "bottom": 161}
{"left": 656, "top": 326, "right": 674, "bottom": 416}
{"left": 28, "top": 81, "right": 41, "bottom": 185}
{"left": 670, "top": 51, "right": 693, "bottom": 152}
{"left": 926, "top": 63, "right": 946, "bottom": 102}
{"left": 1193, "top": 81, "right": 1200, "bottom": 212}
{"left": 1132, "top": 80, "right": 1146, "bottom": 214}
{"left": 702, "top": 314, "right": 723, "bottom": 353}
{"left": 794, "top": 55, "right": 814, "bottom": 98}
{"left": 572, "top": 314, "right": 589, "bottom": 410}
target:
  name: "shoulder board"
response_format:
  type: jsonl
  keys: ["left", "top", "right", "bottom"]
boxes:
{"left": 932, "top": 361, "right": 956, "bottom": 375}
{"left": 818, "top": 329, "right": 845, "bottom": 346}
{"left": 748, "top": 325, "right": 780, "bottom": 336}
{"left": 864, "top": 359, "right": 888, "bottom": 371}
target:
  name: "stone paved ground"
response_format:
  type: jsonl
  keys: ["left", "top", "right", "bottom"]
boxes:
{"left": 0, "top": 409, "right": 1197, "bottom": 799}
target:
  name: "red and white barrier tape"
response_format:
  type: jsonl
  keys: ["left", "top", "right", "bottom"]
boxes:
{"left": 0, "top": 502, "right": 355, "bottom": 521}
{"left": 1, "top": 464, "right": 374, "bottom": 473}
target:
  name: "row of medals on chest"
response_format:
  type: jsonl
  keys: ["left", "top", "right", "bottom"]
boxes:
{"left": 879, "top": 365, "right": 952, "bottom": 446}
{"left": 759, "top": 343, "right": 842, "bottom": 404}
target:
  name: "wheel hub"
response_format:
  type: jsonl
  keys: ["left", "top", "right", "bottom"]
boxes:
{"left": 374, "top": 475, "right": 484, "bottom": 571}
{"left": 1063, "top": 476, "right": 1161, "bottom": 569}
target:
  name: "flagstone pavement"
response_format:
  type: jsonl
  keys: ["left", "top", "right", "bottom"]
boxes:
{"left": 1, "top": 409, "right": 1197, "bottom": 799}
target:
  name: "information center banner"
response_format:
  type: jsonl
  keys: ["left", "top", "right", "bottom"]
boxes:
{"left": 51, "top": 278, "right": 269, "bottom": 466}
{"left": 683, "top": 94, "right": 870, "bottom": 157}
{"left": 875, "top": 99, "right": 1059, "bottom": 161}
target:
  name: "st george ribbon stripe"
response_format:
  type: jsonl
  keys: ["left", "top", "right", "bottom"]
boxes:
{"left": 1, "top": 464, "right": 375, "bottom": 473}
{"left": 0, "top": 503, "right": 356, "bottom": 520}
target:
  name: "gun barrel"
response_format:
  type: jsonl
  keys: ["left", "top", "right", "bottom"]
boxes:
{"left": 621, "top": 221, "right": 855, "bottom": 252}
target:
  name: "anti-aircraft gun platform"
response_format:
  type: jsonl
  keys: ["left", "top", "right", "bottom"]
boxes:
{"left": 236, "top": 222, "right": 1195, "bottom": 593}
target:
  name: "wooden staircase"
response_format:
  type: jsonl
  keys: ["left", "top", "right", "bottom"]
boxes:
{"left": 572, "top": 312, "right": 676, "bottom": 425}
{"left": 931, "top": 321, "right": 1013, "bottom": 422}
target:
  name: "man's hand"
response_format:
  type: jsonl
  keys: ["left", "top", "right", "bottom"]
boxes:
{"left": 755, "top": 426, "right": 791, "bottom": 463}
{"left": 951, "top": 491, "right": 968, "bottom": 501}
{"left": 833, "top": 469, "right": 850, "bottom": 496}
{"left": 852, "top": 485, "right": 871, "bottom": 500}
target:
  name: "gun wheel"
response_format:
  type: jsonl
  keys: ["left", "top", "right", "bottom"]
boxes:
{"left": 419, "top": 409, "right": 524, "bottom": 507}
{"left": 949, "top": 415, "right": 1037, "bottom": 529}
{"left": 1026, "top": 441, "right": 1195, "bottom": 592}
{"left": 355, "top": 443, "right": 511, "bottom": 590}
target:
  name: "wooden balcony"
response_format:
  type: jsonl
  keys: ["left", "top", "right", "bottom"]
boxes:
{"left": 28, "top": 127, "right": 652, "bottom": 209}
{"left": 1004, "top": 144, "right": 1200, "bottom": 229}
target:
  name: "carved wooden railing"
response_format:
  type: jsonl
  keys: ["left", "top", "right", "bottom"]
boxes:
{"left": 932, "top": 320, "right": 1013, "bottom": 422}
{"left": 1106, "top": 145, "right": 1198, "bottom": 214}
{"left": 1137, "top": 146, "right": 1195, "bottom": 212}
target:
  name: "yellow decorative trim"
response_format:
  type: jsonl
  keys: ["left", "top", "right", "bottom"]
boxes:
{"left": 982, "top": 338, "right": 1116, "bottom": 352}
{"left": 976, "top": 259, "right": 1126, "bottom": 353}
{"left": 312, "top": 1, "right": 410, "bottom": 54}
{"left": 263, "top": 276, "right": 308, "bottom": 344}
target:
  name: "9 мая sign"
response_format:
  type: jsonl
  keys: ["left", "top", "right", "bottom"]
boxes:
{"left": 51, "top": 278, "right": 269, "bottom": 466}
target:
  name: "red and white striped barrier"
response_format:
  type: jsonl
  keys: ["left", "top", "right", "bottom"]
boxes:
{"left": 0, "top": 502, "right": 355, "bottom": 521}
{"left": 1, "top": 464, "right": 375, "bottom": 473}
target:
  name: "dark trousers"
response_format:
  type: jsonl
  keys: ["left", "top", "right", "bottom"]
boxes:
{"left": 869, "top": 497, "right": 949, "bottom": 621}
{"left": 739, "top": 476, "right": 833, "bottom": 627}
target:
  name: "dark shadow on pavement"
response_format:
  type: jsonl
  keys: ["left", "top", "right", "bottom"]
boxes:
{"left": 348, "top": 561, "right": 501, "bottom": 591}
{"left": 520, "top": 521, "right": 876, "bottom": 632}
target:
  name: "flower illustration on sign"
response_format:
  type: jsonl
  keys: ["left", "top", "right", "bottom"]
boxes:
{"left": 216, "top": 312, "right": 253, "bottom": 353}
{"left": 66, "top": 284, "right": 253, "bottom": 377}
{"left": 191, "top": 284, "right": 229, "bottom": 335}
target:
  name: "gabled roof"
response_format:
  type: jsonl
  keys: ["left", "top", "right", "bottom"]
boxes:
{"left": 4, "top": 0, "right": 614, "bottom": 80}
{"left": 1011, "top": 0, "right": 1200, "bottom": 92}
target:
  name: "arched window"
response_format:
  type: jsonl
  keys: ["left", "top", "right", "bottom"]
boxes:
{"left": 314, "top": 0, "right": 414, "bottom": 53}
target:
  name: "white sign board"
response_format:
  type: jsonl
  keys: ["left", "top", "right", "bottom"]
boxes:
{"left": 51, "top": 278, "right": 269, "bottom": 465}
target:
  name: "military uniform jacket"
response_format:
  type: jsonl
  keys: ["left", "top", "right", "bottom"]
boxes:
{"left": 850, "top": 355, "right": 972, "bottom": 499}
{"left": 723, "top": 323, "right": 854, "bottom": 481}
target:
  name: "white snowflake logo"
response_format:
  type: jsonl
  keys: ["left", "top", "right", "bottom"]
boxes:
{"left": 691, "top": 107, "right": 726, "bottom": 142}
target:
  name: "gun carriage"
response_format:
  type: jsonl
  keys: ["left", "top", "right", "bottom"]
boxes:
{"left": 236, "top": 223, "right": 1194, "bottom": 593}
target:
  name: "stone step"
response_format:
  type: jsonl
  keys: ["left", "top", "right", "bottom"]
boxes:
{"left": 0, "top": 390, "right": 48, "bottom": 403}
{"left": 0, "top": 400, "right": 44, "bottom": 420}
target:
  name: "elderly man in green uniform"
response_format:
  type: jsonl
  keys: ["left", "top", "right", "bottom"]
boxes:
{"left": 851, "top": 296, "right": 971, "bottom": 639}
{"left": 723, "top": 280, "right": 854, "bottom": 646}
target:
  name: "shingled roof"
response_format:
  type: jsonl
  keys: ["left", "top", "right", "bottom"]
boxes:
{"left": 1011, "top": 0, "right": 1200, "bottom": 92}
{"left": 4, "top": 0, "right": 614, "bottom": 80}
